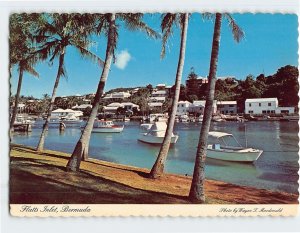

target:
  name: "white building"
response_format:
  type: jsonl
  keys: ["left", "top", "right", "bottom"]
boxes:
{"left": 103, "top": 102, "right": 139, "bottom": 113}
{"left": 72, "top": 104, "right": 93, "bottom": 111}
{"left": 217, "top": 101, "right": 237, "bottom": 114}
{"left": 149, "top": 96, "right": 166, "bottom": 103}
{"left": 103, "top": 91, "right": 131, "bottom": 100}
{"left": 148, "top": 102, "right": 163, "bottom": 110}
{"left": 245, "top": 98, "right": 294, "bottom": 114}
{"left": 176, "top": 101, "right": 191, "bottom": 116}
{"left": 189, "top": 100, "right": 217, "bottom": 115}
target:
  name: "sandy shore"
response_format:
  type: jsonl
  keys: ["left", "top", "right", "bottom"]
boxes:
{"left": 10, "top": 144, "right": 298, "bottom": 204}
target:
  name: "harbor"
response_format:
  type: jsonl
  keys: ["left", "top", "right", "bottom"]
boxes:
{"left": 10, "top": 144, "right": 298, "bottom": 204}
{"left": 11, "top": 120, "right": 299, "bottom": 194}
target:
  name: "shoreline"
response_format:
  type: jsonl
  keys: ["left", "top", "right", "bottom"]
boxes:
{"left": 10, "top": 144, "right": 298, "bottom": 204}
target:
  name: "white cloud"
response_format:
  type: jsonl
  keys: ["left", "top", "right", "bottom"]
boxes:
{"left": 115, "top": 50, "right": 131, "bottom": 70}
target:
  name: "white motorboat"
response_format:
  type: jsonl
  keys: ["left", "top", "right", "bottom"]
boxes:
{"left": 62, "top": 114, "right": 83, "bottom": 124}
{"left": 207, "top": 131, "right": 263, "bottom": 163}
{"left": 14, "top": 115, "right": 35, "bottom": 125}
{"left": 138, "top": 121, "right": 179, "bottom": 145}
{"left": 196, "top": 115, "right": 203, "bottom": 122}
{"left": 180, "top": 115, "right": 189, "bottom": 123}
{"left": 91, "top": 120, "right": 124, "bottom": 133}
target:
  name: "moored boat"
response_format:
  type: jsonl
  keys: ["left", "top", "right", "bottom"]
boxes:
{"left": 91, "top": 120, "right": 124, "bottom": 133}
{"left": 61, "top": 114, "right": 83, "bottom": 125}
{"left": 207, "top": 131, "right": 263, "bottom": 163}
{"left": 138, "top": 121, "right": 178, "bottom": 145}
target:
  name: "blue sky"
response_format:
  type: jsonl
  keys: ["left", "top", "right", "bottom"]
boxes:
{"left": 11, "top": 13, "right": 298, "bottom": 98}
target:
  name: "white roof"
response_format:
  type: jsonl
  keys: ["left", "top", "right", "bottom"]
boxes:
{"left": 152, "top": 90, "right": 166, "bottom": 95}
{"left": 52, "top": 108, "right": 76, "bottom": 113}
{"left": 122, "top": 102, "right": 139, "bottom": 107}
{"left": 208, "top": 131, "right": 232, "bottom": 138}
{"left": 217, "top": 101, "right": 237, "bottom": 105}
{"left": 156, "top": 84, "right": 166, "bottom": 87}
{"left": 150, "top": 97, "right": 166, "bottom": 101}
{"left": 74, "top": 104, "right": 92, "bottom": 109}
{"left": 52, "top": 108, "right": 65, "bottom": 112}
{"left": 178, "top": 101, "right": 191, "bottom": 104}
{"left": 148, "top": 102, "right": 163, "bottom": 107}
{"left": 107, "top": 102, "right": 123, "bottom": 107}
{"left": 104, "top": 106, "right": 119, "bottom": 111}
{"left": 245, "top": 98, "right": 278, "bottom": 103}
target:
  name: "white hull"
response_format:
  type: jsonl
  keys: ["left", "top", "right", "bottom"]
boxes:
{"left": 207, "top": 147, "right": 263, "bottom": 162}
{"left": 91, "top": 126, "right": 124, "bottom": 133}
{"left": 138, "top": 133, "right": 178, "bottom": 144}
{"left": 62, "top": 120, "right": 83, "bottom": 124}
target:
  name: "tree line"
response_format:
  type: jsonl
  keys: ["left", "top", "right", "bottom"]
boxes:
{"left": 179, "top": 65, "right": 299, "bottom": 112}
{"left": 10, "top": 12, "right": 248, "bottom": 203}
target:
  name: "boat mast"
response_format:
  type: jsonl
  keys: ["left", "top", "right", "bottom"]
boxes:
{"left": 245, "top": 123, "right": 248, "bottom": 147}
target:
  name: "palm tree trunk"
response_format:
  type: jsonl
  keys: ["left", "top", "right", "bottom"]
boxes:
{"left": 189, "top": 13, "right": 222, "bottom": 203}
{"left": 66, "top": 13, "right": 116, "bottom": 172}
{"left": 149, "top": 13, "right": 189, "bottom": 178}
{"left": 36, "top": 50, "right": 65, "bottom": 151}
{"left": 10, "top": 67, "right": 24, "bottom": 131}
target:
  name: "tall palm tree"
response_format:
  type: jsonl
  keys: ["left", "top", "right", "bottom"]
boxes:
{"left": 189, "top": 13, "right": 244, "bottom": 203}
{"left": 66, "top": 13, "right": 159, "bottom": 171}
{"left": 9, "top": 14, "right": 41, "bottom": 130}
{"left": 149, "top": 13, "right": 189, "bottom": 178}
{"left": 35, "top": 13, "right": 104, "bottom": 151}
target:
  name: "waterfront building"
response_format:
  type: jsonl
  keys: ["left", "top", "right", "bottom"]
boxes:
{"left": 245, "top": 98, "right": 295, "bottom": 114}
{"left": 103, "top": 102, "right": 140, "bottom": 114}
{"left": 217, "top": 101, "right": 237, "bottom": 114}
{"left": 189, "top": 100, "right": 217, "bottom": 115}
{"left": 103, "top": 102, "right": 123, "bottom": 113}
{"left": 176, "top": 101, "right": 191, "bottom": 116}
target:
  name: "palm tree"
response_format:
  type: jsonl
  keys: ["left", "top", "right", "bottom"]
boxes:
{"left": 9, "top": 14, "right": 41, "bottom": 130}
{"left": 189, "top": 13, "right": 244, "bottom": 203}
{"left": 66, "top": 13, "right": 159, "bottom": 171}
{"left": 35, "top": 13, "right": 104, "bottom": 151}
{"left": 149, "top": 13, "right": 189, "bottom": 178}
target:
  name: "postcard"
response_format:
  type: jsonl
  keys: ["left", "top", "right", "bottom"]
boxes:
{"left": 8, "top": 9, "right": 299, "bottom": 217}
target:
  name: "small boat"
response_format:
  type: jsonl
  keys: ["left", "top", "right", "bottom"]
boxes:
{"left": 207, "top": 131, "right": 263, "bottom": 163}
{"left": 124, "top": 117, "right": 130, "bottom": 122}
{"left": 62, "top": 114, "right": 83, "bottom": 124}
{"left": 14, "top": 115, "right": 35, "bottom": 125}
{"left": 91, "top": 120, "right": 124, "bottom": 133}
{"left": 138, "top": 121, "right": 179, "bottom": 145}
{"left": 196, "top": 115, "right": 203, "bottom": 122}
{"left": 180, "top": 114, "right": 189, "bottom": 123}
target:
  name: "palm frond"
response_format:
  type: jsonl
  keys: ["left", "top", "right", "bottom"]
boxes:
{"left": 119, "top": 13, "right": 160, "bottom": 39}
{"left": 160, "top": 13, "right": 177, "bottom": 58}
{"left": 22, "top": 62, "right": 39, "bottom": 78}
{"left": 34, "top": 40, "right": 60, "bottom": 62}
{"left": 59, "top": 61, "right": 67, "bottom": 79}
{"left": 202, "top": 13, "right": 214, "bottom": 21}
{"left": 49, "top": 44, "right": 63, "bottom": 64}
{"left": 73, "top": 43, "right": 105, "bottom": 68}
{"left": 224, "top": 13, "right": 245, "bottom": 43}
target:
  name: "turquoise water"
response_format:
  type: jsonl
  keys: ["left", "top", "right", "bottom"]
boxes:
{"left": 11, "top": 121, "right": 299, "bottom": 194}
